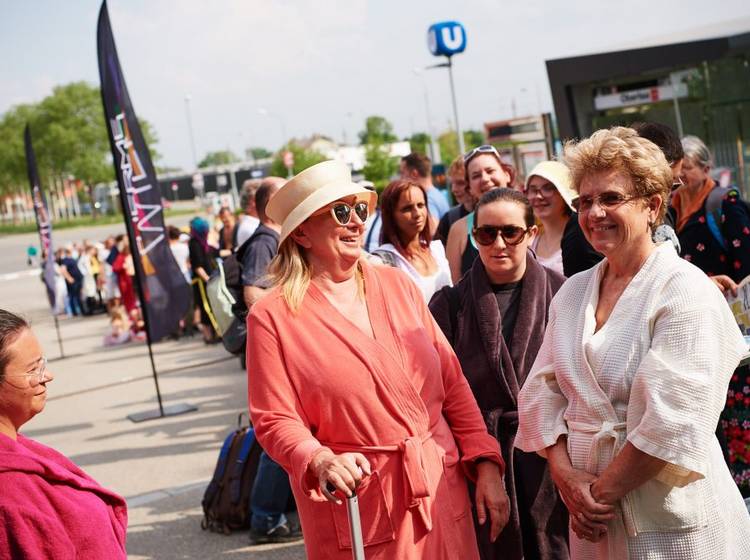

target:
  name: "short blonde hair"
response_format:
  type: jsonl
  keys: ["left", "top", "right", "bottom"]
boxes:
{"left": 563, "top": 126, "right": 672, "bottom": 223}
{"left": 447, "top": 155, "right": 464, "bottom": 178}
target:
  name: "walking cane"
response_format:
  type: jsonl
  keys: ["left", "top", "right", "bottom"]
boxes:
{"left": 345, "top": 491, "right": 366, "bottom": 560}
{"left": 327, "top": 483, "right": 366, "bottom": 560}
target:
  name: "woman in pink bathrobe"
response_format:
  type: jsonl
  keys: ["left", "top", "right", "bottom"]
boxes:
{"left": 246, "top": 160, "right": 509, "bottom": 559}
{"left": 0, "top": 309, "right": 127, "bottom": 559}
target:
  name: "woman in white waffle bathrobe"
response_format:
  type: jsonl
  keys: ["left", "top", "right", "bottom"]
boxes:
{"left": 515, "top": 127, "right": 750, "bottom": 560}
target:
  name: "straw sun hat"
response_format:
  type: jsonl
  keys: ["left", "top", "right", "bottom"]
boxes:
{"left": 524, "top": 161, "right": 576, "bottom": 212}
{"left": 266, "top": 160, "right": 378, "bottom": 244}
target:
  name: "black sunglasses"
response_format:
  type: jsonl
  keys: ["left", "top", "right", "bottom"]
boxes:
{"left": 313, "top": 200, "right": 369, "bottom": 226}
{"left": 472, "top": 225, "right": 530, "bottom": 246}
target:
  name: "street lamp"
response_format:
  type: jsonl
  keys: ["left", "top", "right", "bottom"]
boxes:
{"left": 412, "top": 68, "right": 441, "bottom": 164}
{"left": 184, "top": 94, "right": 198, "bottom": 169}
{"left": 257, "top": 107, "right": 288, "bottom": 148}
{"left": 426, "top": 21, "right": 467, "bottom": 156}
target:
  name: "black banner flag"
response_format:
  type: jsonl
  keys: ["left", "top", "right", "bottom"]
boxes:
{"left": 97, "top": 2, "right": 190, "bottom": 342}
{"left": 24, "top": 125, "right": 56, "bottom": 309}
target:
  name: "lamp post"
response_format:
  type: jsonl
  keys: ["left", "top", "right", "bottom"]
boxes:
{"left": 427, "top": 21, "right": 467, "bottom": 156}
{"left": 412, "top": 68, "right": 441, "bottom": 163}
{"left": 184, "top": 94, "right": 198, "bottom": 169}
{"left": 258, "top": 107, "right": 288, "bottom": 148}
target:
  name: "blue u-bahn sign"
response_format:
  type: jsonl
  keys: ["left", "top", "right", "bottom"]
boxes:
{"left": 427, "top": 21, "right": 466, "bottom": 57}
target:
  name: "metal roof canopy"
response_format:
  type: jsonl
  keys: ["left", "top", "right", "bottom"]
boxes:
{"left": 547, "top": 30, "right": 750, "bottom": 139}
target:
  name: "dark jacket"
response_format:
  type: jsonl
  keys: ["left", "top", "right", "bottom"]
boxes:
{"left": 429, "top": 253, "right": 569, "bottom": 560}
{"left": 672, "top": 187, "right": 750, "bottom": 283}
{"left": 561, "top": 213, "right": 602, "bottom": 277}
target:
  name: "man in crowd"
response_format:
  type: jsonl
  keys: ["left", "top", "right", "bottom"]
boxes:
{"left": 237, "top": 176, "right": 301, "bottom": 544}
{"left": 235, "top": 179, "right": 262, "bottom": 247}
{"left": 435, "top": 155, "right": 475, "bottom": 245}
{"left": 399, "top": 152, "right": 450, "bottom": 220}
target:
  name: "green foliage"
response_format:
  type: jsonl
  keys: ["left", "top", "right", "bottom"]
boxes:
{"left": 358, "top": 115, "right": 397, "bottom": 145}
{"left": 438, "top": 129, "right": 486, "bottom": 165}
{"left": 0, "top": 81, "right": 160, "bottom": 200}
{"left": 246, "top": 147, "right": 272, "bottom": 160}
{"left": 408, "top": 132, "right": 430, "bottom": 155}
{"left": 198, "top": 150, "right": 239, "bottom": 168}
{"left": 270, "top": 142, "right": 327, "bottom": 177}
{"left": 362, "top": 141, "right": 398, "bottom": 191}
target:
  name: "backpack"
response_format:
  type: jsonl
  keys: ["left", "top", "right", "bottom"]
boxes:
{"left": 205, "top": 262, "right": 237, "bottom": 336}
{"left": 201, "top": 413, "right": 263, "bottom": 535}
{"left": 704, "top": 185, "right": 750, "bottom": 251}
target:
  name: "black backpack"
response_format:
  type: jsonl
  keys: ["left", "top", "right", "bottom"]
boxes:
{"left": 201, "top": 413, "right": 262, "bottom": 535}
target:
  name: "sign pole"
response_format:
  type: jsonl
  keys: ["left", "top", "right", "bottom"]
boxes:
{"left": 446, "top": 56, "right": 465, "bottom": 156}
{"left": 53, "top": 314, "right": 65, "bottom": 359}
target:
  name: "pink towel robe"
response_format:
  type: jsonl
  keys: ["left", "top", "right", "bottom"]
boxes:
{"left": 0, "top": 434, "right": 128, "bottom": 560}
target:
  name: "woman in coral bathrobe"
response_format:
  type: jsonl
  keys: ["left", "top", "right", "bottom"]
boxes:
{"left": 246, "top": 160, "right": 509, "bottom": 559}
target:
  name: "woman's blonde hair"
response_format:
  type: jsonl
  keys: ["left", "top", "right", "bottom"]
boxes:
{"left": 265, "top": 239, "right": 312, "bottom": 313}
{"left": 563, "top": 126, "right": 672, "bottom": 223}
{"left": 265, "top": 235, "right": 365, "bottom": 313}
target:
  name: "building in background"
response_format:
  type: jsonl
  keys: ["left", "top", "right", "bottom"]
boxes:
{"left": 547, "top": 19, "right": 750, "bottom": 195}
{"left": 484, "top": 113, "right": 556, "bottom": 182}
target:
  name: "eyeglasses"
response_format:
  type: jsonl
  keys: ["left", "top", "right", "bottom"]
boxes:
{"left": 313, "top": 201, "right": 369, "bottom": 226}
{"left": 4, "top": 356, "right": 48, "bottom": 386}
{"left": 463, "top": 144, "right": 501, "bottom": 164}
{"left": 472, "top": 225, "right": 530, "bottom": 246}
{"left": 573, "top": 192, "right": 644, "bottom": 213}
{"left": 524, "top": 182, "right": 557, "bottom": 198}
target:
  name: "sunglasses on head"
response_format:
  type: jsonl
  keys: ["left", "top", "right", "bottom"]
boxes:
{"left": 463, "top": 144, "right": 501, "bottom": 164}
{"left": 472, "top": 224, "right": 530, "bottom": 246}
{"left": 313, "top": 200, "right": 369, "bottom": 226}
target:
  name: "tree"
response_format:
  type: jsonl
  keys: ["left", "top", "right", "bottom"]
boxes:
{"left": 358, "top": 116, "right": 397, "bottom": 145}
{"left": 270, "top": 142, "right": 326, "bottom": 177}
{"left": 438, "top": 129, "right": 486, "bottom": 164}
{"left": 362, "top": 140, "right": 398, "bottom": 191}
{"left": 407, "top": 132, "right": 430, "bottom": 155}
{"left": 245, "top": 147, "right": 272, "bottom": 161}
{"left": 0, "top": 81, "right": 160, "bottom": 213}
{"left": 198, "top": 150, "right": 239, "bottom": 168}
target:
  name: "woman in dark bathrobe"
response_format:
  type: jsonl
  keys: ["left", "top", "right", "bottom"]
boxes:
{"left": 430, "top": 188, "right": 569, "bottom": 560}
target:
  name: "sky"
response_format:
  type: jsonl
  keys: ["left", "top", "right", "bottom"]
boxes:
{"left": 2, "top": 0, "right": 750, "bottom": 171}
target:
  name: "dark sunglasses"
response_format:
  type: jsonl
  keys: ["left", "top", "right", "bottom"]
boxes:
{"left": 463, "top": 144, "right": 501, "bottom": 164}
{"left": 472, "top": 225, "right": 530, "bottom": 246}
{"left": 313, "top": 200, "right": 369, "bottom": 226}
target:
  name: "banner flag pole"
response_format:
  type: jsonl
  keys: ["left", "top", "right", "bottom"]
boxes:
{"left": 97, "top": 0, "right": 195, "bottom": 422}
{"left": 24, "top": 124, "right": 66, "bottom": 359}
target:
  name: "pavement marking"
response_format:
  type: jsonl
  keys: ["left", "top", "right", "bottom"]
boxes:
{"left": 127, "top": 479, "right": 207, "bottom": 508}
{"left": 0, "top": 269, "right": 39, "bottom": 282}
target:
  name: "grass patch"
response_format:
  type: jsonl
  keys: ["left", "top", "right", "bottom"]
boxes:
{"left": 0, "top": 207, "right": 198, "bottom": 236}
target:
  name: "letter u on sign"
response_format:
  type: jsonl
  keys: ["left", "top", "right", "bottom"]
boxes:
{"left": 427, "top": 21, "right": 467, "bottom": 57}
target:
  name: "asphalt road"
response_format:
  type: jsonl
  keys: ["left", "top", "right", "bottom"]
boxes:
{"left": 0, "top": 208, "right": 196, "bottom": 276}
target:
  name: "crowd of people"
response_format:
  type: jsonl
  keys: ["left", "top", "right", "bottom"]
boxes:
{"left": 242, "top": 123, "right": 750, "bottom": 559}
{"left": 5, "top": 121, "right": 750, "bottom": 558}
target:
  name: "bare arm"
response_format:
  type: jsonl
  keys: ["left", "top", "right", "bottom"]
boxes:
{"left": 243, "top": 285, "right": 267, "bottom": 310}
{"left": 445, "top": 217, "right": 468, "bottom": 283}
{"left": 590, "top": 442, "right": 667, "bottom": 505}
{"left": 194, "top": 266, "right": 210, "bottom": 283}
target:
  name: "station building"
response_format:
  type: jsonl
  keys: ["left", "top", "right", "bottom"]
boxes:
{"left": 547, "top": 20, "right": 750, "bottom": 195}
